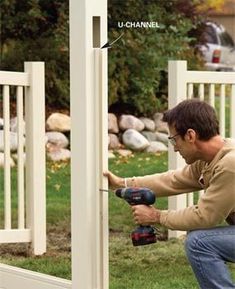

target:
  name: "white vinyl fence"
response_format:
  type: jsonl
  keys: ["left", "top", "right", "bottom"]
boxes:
{"left": 0, "top": 62, "right": 46, "bottom": 254}
{"left": 168, "top": 60, "right": 235, "bottom": 238}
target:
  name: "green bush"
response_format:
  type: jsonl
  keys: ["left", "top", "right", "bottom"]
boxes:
{"left": 0, "top": 0, "right": 206, "bottom": 113}
{"left": 0, "top": 0, "right": 69, "bottom": 108}
{"left": 108, "top": 0, "right": 205, "bottom": 116}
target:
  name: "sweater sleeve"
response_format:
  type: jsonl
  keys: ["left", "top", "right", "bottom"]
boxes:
{"left": 159, "top": 166, "right": 235, "bottom": 230}
{"left": 132, "top": 163, "right": 202, "bottom": 197}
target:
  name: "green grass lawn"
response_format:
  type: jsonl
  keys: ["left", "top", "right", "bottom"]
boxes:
{"left": 0, "top": 152, "right": 234, "bottom": 288}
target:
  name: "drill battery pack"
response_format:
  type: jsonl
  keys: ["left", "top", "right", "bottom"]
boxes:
{"left": 131, "top": 225, "right": 157, "bottom": 246}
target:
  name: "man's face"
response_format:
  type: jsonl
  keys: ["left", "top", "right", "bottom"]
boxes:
{"left": 168, "top": 126, "right": 199, "bottom": 164}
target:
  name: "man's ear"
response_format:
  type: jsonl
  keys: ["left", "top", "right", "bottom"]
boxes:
{"left": 185, "top": 129, "right": 197, "bottom": 143}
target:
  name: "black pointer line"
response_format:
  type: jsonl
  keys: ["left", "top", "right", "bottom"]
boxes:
{"left": 101, "top": 33, "right": 124, "bottom": 49}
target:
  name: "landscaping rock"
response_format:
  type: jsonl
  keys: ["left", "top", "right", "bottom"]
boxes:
{"left": 46, "top": 113, "right": 71, "bottom": 132}
{"left": 46, "top": 132, "right": 69, "bottom": 148}
{"left": 145, "top": 141, "right": 168, "bottom": 153}
{"left": 122, "top": 129, "right": 149, "bottom": 151}
{"left": 108, "top": 113, "right": 119, "bottom": 133}
{"left": 47, "top": 147, "right": 71, "bottom": 162}
{"left": 155, "top": 132, "right": 169, "bottom": 145}
{"left": 119, "top": 115, "right": 145, "bottom": 132}
{"left": 0, "top": 130, "right": 25, "bottom": 152}
{"left": 153, "top": 112, "right": 169, "bottom": 134}
{"left": 116, "top": 149, "right": 133, "bottom": 157}
{"left": 140, "top": 117, "right": 155, "bottom": 131}
{"left": 108, "top": 150, "right": 116, "bottom": 159}
{"left": 141, "top": 131, "right": 157, "bottom": 142}
{"left": 108, "top": 133, "right": 121, "bottom": 150}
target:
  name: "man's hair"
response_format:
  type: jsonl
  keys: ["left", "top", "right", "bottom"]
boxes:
{"left": 162, "top": 99, "right": 219, "bottom": 140}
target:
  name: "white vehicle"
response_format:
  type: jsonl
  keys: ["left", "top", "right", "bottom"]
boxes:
{"left": 198, "top": 22, "right": 235, "bottom": 71}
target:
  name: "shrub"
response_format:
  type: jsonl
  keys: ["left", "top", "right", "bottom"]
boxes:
{"left": 108, "top": 0, "right": 205, "bottom": 116}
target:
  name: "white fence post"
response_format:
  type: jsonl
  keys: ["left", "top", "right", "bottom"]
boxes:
{"left": 70, "top": 0, "right": 108, "bottom": 288}
{"left": 24, "top": 62, "right": 46, "bottom": 255}
{"left": 168, "top": 61, "right": 187, "bottom": 238}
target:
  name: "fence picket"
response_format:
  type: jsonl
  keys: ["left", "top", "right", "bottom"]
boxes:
{"left": 209, "top": 84, "right": 215, "bottom": 106}
{"left": 187, "top": 193, "right": 194, "bottom": 207}
{"left": 17, "top": 86, "right": 25, "bottom": 229}
{"left": 187, "top": 83, "right": 193, "bottom": 99}
{"left": 3, "top": 85, "right": 11, "bottom": 230}
{"left": 199, "top": 83, "right": 204, "bottom": 100}
{"left": 230, "top": 85, "right": 235, "bottom": 138}
{"left": 219, "top": 84, "right": 226, "bottom": 137}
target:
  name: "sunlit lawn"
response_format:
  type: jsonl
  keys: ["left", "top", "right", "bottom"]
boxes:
{"left": 0, "top": 152, "right": 234, "bottom": 288}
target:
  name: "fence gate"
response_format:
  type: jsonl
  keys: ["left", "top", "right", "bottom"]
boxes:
{"left": 168, "top": 60, "right": 235, "bottom": 238}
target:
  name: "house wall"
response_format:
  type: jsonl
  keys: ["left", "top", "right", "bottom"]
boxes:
{"left": 208, "top": 0, "right": 235, "bottom": 41}
{"left": 208, "top": 15, "right": 235, "bottom": 40}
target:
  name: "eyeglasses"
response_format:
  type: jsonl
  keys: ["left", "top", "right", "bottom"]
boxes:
{"left": 168, "top": 133, "right": 180, "bottom": 146}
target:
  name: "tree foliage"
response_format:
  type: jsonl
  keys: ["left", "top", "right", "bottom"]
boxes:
{"left": 195, "top": 0, "right": 226, "bottom": 12}
{"left": 108, "top": 0, "right": 205, "bottom": 116}
{"left": 0, "top": 0, "right": 69, "bottom": 108}
{"left": 0, "top": 0, "right": 212, "bottom": 114}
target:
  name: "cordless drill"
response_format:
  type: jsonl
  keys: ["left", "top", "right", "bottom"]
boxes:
{"left": 115, "top": 187, "right": 157, "bottom": 246}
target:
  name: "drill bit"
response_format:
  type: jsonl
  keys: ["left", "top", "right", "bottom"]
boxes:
{"left": 99, "top": 188, "right": 114, "bottom": 193}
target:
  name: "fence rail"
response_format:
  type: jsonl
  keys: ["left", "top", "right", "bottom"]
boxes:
{"left": 168, "top": 60, "right": 235, "bottom": 238}
{"left": 0, "top": 62, "right": 46, "bottom": 255}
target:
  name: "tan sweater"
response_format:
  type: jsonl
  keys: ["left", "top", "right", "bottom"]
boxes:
{"left": 130, "top": 139, "right": 235, "bottom": 231}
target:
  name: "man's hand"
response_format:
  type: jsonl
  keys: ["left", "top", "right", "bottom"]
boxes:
{"left": 103, "top": 170, "right": 125, "bottom": 188}
{"left": 132, "top": 205, "right": 161, "bottom": 225}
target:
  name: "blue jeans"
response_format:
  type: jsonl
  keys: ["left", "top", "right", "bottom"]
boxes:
{"left": 185, "top": 226, "right": 235, "bottom": 289}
